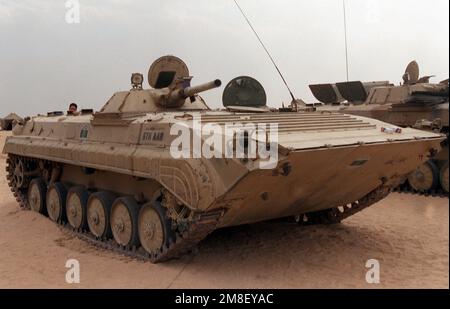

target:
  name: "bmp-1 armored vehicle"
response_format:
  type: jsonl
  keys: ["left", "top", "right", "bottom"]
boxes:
{"left": 310, "top": 61, "right": 449, "bottom": 195}
{"left": 3, "top": 56, "right": 444, "bottom": 262}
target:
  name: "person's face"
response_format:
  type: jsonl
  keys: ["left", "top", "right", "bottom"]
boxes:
{"left": 69, "top": 105, "right": 77, "bottom": 112}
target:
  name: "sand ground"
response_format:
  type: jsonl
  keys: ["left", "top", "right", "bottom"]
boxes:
{"left": 0, "top": 131, "right": 448, "bottom": 288}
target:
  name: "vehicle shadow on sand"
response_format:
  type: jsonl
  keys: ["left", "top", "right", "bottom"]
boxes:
{"left": 162, "top": 219, "right": 402, "bottom": 288}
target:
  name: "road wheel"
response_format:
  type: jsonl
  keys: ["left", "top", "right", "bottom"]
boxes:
{"left": 28, "top": 178, "right": 47, "bottom": 214}
{"left": 111, "top": 197, "right": 140, "bottom": 247}
{"left": 87, "top": 192, "right": 115, "bottom": 238}
{"left": 46, "top": 182, "right": 67, "bottom": 222}
{"left": 138, "top": 201, "right": 174, "bottom": 255}
{"left": 408, "top": 160, "right": 439, "bottom": 192}
{"left": 66, "top": 187, "right": 89, "bottom": 230}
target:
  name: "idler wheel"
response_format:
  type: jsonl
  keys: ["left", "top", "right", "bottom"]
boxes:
{"left": 87, "top": 192, "right": 115, "bottom": 239}
{"left": 408, "top": 160, "right": 439, "bottom": 193}
{"left": 46, "top": 182, "right": 67, "bottom": 222}
{"left": 111, "top": 197, "right": 140, "bottom": 247}
{"left": 28, "top": 178, "right": 47, "bottom": 214}
{"left": 12, "top": 157, "right": 26, "bottom": 189}
{"left": 138, "top": 201, "right": 174, "bottom": 255}
{"left": 66, "top": 187, "right": 89, "bottom": 230}
{"left": 440, "top": 162, "right": 449, "bottom": 193}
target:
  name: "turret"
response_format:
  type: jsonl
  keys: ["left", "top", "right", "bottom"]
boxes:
{"left": 98, "top": 56, "right": 221, "bottom": 115}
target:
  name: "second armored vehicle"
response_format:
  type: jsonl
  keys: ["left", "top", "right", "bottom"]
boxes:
{"left": 310, "top": 61, "right": 449, "bottom": 195}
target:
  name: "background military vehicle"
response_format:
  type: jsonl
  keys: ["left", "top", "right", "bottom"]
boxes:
{"left": 310, "top": 61, "right": 449, "bottom": 196}
{"left": 3, "top": 56, "right": 444, "bottom": 262}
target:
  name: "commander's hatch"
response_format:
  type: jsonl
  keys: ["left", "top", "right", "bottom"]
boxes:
{"left": 222, "top": 76, "right": 269, "bottom": 112}
{"left": 148, "top": 55, "right": 190, "bottom": 89}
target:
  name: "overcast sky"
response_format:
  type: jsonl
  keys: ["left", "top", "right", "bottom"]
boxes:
{"left": 0, "top": 0, "right": 449, "bottom": 117}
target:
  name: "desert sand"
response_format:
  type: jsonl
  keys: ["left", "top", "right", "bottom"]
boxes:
{"left": 0, "top": 131, "right": 448, "bottom": 288}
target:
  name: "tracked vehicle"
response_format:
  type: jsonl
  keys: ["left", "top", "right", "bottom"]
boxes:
{"left": 310, "top": 61, "right": 449, "bottom": 196}
{"left": 3, "top": 56, "right": 444, "bottom": 262}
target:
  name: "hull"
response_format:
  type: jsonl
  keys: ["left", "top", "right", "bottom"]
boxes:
{"left": 3, "top": 111, "right": 444, "bottom": 262}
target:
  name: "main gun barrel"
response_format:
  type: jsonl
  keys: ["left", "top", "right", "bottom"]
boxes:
{"left": 181, "top": 79, "right": 222, "bottom": 98}
{"left": 166, "top": 79, "right": 222, "bottom": 107}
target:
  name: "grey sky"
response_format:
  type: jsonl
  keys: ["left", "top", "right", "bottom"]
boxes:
{"left": 0, "top": 0, "right": 449, "bottom": 117}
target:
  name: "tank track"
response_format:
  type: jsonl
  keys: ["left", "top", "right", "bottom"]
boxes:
{"left": 296, "top": 186, "right": 392, "bottom": 226}
{"left": 6, "top": 156, "right": 29, "bottom": 210}
{"left": 393, "top": 183, "right": 448, "bottom": 199}
{"left": 62, "top": 210, "right": 225, "bottom": 263}
{"left": 3, "top": 154, "right": 406, "bottom": 262}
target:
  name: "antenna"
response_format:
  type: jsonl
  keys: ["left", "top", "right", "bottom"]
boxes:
{"left": 233, "top": 0, "right": 296, "bottom": 102}
{"left": 343, "top": 0, "right": 350, "bottom": 81}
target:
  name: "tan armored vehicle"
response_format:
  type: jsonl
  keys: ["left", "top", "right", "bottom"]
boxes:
{"left": 310, "top": 61, "right": 449, "bottom": 195}
{"left": 3, "top": 56, "right": 444, "bottom": 262}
